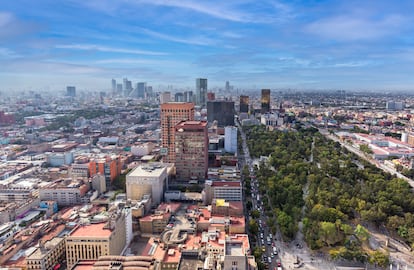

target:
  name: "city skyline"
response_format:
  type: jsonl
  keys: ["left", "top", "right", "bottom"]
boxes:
{"left": 2, "top": 1, "right": 414, "bottom": 92}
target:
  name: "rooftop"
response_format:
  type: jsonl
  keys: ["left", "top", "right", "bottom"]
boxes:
{"left": 127, "top": 163, "right": 167, "bottom": 178}
{"left": 69, "top": 223, "right": 112, "bottom": 238}
{"left": 225, "top": 242, "right": 243, "bottom": 256}
{"left": 72, "top": 260, "right": 95, "bottom": 270}
{"left": 27, "top": 237, "right": 64, "bottom": 260}
{"left": 211, "top": 181, "right": 241, "bottom": 187}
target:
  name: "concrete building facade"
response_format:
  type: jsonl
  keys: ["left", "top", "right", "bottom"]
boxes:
{"left": 224, "top": 126, "right": 238, "bottom": 154}
{"left": 126, "top": 164, "right": 168, "bottom": 206}
{"left": 174, "top": 121, "right": 208, "bottom": 181}
{"left": 204, "top": 181, "right": 242, "bottom": 204}
{"left": 26, "top": 237, "right": 66, "bottom": 270}
{"left": 65, "top": 212, "right": 127, "bottom": 269}
{"left": 160, "top": 102, "right": 195, "bottom": 163}
{"left": 39, "top": 180, "right": 90, "bottom": 206}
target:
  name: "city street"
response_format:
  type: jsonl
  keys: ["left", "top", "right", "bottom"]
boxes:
{"left": 238, "top": 123, "right": 364, "bottom": 269}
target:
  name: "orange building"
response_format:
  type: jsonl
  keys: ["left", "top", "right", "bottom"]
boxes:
{"left": 89, "top": 155, "right": 122, "bottom": 187}
{"left": 160, "top": 102, "right": 194, "bottom": 163}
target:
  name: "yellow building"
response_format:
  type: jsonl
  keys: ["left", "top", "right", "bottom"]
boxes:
{"left": 26, "top": 237, "right": 66, "bottom": 270}
{"left": 66, "top": 214, "right": 126, "bottom": 270}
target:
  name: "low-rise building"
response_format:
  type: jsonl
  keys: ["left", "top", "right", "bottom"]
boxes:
{"left": 65, "top": 210, "right": 128, "bottom": 269}
{"left": 26, "top": 237, "right": 66, "bottom": 270}
{"left": 204, "top": 180, "right": 242, "bottom": 204}
{"left": 139, "top": 212, "right": 170, "bottom": 234}
{"left": 39, "top": 179, "right": 90, "bottom": 206}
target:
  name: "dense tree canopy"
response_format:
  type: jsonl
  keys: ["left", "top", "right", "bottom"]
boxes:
{"left": 245, "top": 124, "right": 414, "bottom": 264}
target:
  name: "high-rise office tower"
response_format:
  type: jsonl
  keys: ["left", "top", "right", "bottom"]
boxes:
{"left": 207, "top": 100, "right": 235, "bottom": 127}
{"left": 225, "top": 81, "right": 230, "bottom": 91}
{"left": 239, "top": 95, "right": 249, "bottom": 113}
{"left": 161, "top": 102, "right": 195, "bottom": 163}
{"left": 116, "top": 83, "right": 123, "bottom": 94}
{"left": 137, "top": 82, "right": 146, "bottom": 98}
{"left": 183, "top": 91, "right": 194, "bottom": 103}
{"left": 66, "top": 86, "right": 76, "bottom": 97}
{"left": 261, "top": 89, "right": 270, "bottom": 114}
{"left": 224, "top": 126, "right": 238, "bottom": 154}
{"left": 174, "top": 92, "right": 184, "bottom": 102}
{"left": 123, "top": 78, "right": 132, "bottom": 96}
{"left": 160, "top": 92, "right": 171, "bottom": 104}
{"left": 175, "top": 121, "right": 208, "bottom": 181}
{"left": 196, "top": 78, "right": 207, "bottom": 107}
{"left": 146, "top": 85, "right": 153, "bottom": 99}
{"left": 111, "top": 79, "right": 116, "bottom": 93}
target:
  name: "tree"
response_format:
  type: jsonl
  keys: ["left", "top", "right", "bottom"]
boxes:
{"left": 277, "top": 210, "right": 295, "bottom": 239}
{"left": 354, "top": 224, "right": 369, "bottom": 242}
{"left": 319, "top": 221, "right": 341, "bottom": 246}
{"left": 249, "top": 219, "right": 259, "bottom": 235}
{"left": 246, "top": 201, "right": 253, "bottom": 211}
{"left": 369, "top": 251, "right": 389, "bottom": 268}
{"left": 359, "top": 144, "right": 373, "bottom": 154}
{"left": 251, "top": 210, "right": 260, "bottom": 219}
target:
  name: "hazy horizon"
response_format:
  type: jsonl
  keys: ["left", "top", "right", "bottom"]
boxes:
{"left": 2, "top": 1, "right": 414, "bottom": 92}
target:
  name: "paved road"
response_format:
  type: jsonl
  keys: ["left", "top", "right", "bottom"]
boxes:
{"left": 319, "top": 128, "right": 414, "bottom": 189}
{"left": 238, "top": 123, "right": 338, "bottom": 269}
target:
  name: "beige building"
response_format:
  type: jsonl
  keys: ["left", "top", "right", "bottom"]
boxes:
{"left": 70, "top": 163, "right": 89, "bottom": 179}
{"left": 26, "top": 237, "right": 66, "bottom": 270}
{"left": 223, "top": 234, "right": 254, "bottom": 270}
{"left": 92, "top": 255, "right": 154, "bottom": 270}
{"left": 91, "top": 174, "right": 106, "bottom": 195}
{"left": 204, "top": 180, "right": 242, "bottom": 204}
{"left": 66, "top": 213, "right": 127, "bottom": 269}
{"left": 39, "top": 179, "right": 90, "bottom": 206}
{"left": 139, "top": 213, "right": 170, "bottom": 234}
{"left": 126, "top": 164, "right": 168, "bottom": 206}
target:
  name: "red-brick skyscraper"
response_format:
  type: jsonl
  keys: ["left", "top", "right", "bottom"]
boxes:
{"left": 174, "top": 121, "right": 208, "bottom": 181}
{"left": 161, "top": 102, "right": 195, "bottom": 163}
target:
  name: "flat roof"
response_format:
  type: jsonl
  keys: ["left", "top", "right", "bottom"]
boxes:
{"left": 211, "top": 181, "right": 241, "bottom": 187}
{"left": 72, "top": 261, "right": 96, "bottom": 270}
{"left": 128, "top": 164, "right": 167, "bottom": 178}
{"left": 70, "top": 223, "right": 111, "bottom": 238}
{"left": 27, "top": 238, "right": 64, "bottom": 260}
{"left": 226, "top": 242, "right": 243, "bottom": 256}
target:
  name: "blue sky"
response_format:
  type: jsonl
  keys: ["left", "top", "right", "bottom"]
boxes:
{"left": 2, "top": 0, "right": 414, "bottom": 92}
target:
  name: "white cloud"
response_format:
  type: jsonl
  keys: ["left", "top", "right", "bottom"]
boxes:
{"left": 135, "top": 0, "right": 253, "bottom": 22}
{"left": 55, "top": 44, "right": 168, "bottom": 55}
{"left": 0, "top": 11, "right": 40, "bottom": 39}
{"left": 139, "top": 28, "right": 216, "bottom": 46}
{"left": 306, "top": 14, "right": 406, "bottom": 41}
{"left": 0, "top": 12, "right": 13, "bottom": 27}
{"left": 0, "top": 47, "right": 20, "bottom": 58}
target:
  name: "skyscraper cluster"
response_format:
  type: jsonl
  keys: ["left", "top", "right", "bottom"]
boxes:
{"left": 111, "top": 78, "right": 153, "bottom": 99}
